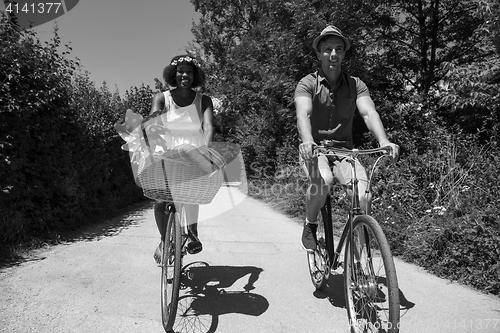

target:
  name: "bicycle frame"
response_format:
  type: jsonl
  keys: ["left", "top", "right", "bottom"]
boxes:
{"left": 314, "top": 142, "right": 393, "bottom": 271}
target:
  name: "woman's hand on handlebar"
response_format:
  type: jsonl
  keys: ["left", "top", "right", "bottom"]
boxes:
{"left": 299, "top": 141, "right": 317, "bottom": 160}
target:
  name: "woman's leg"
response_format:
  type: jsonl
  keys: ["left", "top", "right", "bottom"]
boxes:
{"left": 185, "top": 203, "right": 202, "bottom": 254}
{"left": 185, "top": 203, "right": 200, "bottom": 236}
{"left": 154, "top": 200, "right": 168, "bottom": 241}
{"left": 153, "top": 200, "right": 167, "bottom": 264}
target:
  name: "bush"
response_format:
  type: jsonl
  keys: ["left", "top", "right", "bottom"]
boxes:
{"left": 0, "top": 17, "right": 145, "bottom": 250}
{"left": 385, "top": 140, "right": 500, "bottom": 295}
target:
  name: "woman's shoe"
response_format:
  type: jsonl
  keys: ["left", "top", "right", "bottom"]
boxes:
{"left": 187, "top": 231, "right": 203, "bottom": 254}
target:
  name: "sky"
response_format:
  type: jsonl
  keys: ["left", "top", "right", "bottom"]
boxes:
{"left": 14, "top": 0, "right": 202, "bottom": 95}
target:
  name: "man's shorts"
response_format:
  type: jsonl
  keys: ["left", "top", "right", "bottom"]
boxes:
{"left": 299, "top": 153, "right": 368, "bottom": 188}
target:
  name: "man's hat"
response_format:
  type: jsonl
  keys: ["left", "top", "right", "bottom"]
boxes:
{"left": 312, "top": 25, "right": 351, "bottom": 52}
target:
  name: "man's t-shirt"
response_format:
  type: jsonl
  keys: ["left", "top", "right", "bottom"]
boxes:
{"left": 295, "top": 71, "right": 370, "bottom": 148}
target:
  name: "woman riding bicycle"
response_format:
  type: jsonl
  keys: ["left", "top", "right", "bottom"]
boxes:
{"left": 147, "top": 55, "right": 215, "bottom": 263}
{"left": 295, "top": 25, "right": 399, "bottom": 252}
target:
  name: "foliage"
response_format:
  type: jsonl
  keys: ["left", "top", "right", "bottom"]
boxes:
{"left": 438, "top": 60, "right": 500, "bottom": 144}
{"left": 0, "top": 15, "right": 144, "bottom": 249}
{"left": 190, "top": 0, "right": 497, "bottom": 169}
{"left": 374, "top": 135, "right": 500, "bottom": 295}
{"left": 191, "top": 0, "right": 355, "bottom": 175}
{"left": 478, "top": 0, "right": 500, "bottom": 54}
{"left": 191, "top": 0, "right": 500, "bottom": 295}
{"left": 1, "top": 18, "right": 78, "bottom": 243}
{"left": 1, "top": 0, "right": 499, "bottom": 297}
{"left": 123, "top": 84, "right": 156, "bottom": 119}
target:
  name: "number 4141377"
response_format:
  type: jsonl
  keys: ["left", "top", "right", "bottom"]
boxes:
{"left": 5, "top": 2, "right": 62, "bottom": 14}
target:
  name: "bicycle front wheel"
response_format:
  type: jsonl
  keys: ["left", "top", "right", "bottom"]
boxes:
{"left": 344, "top": 215, "right": 400, "bottom": 333}
{"left": 161, "top": 209, "right": 182, "bottom": 332}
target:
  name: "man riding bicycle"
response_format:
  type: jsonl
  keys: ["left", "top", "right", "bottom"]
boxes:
{"left": 295, "top": 25, "right": 400, "bottom": 252}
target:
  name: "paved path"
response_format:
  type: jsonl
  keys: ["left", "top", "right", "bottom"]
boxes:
{"left": 1, "top": 185, "right": 499, "bottom": 332}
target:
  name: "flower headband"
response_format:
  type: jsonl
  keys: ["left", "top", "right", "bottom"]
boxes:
{"left": 170, "top": 56, "right": 200, "bottom": 67}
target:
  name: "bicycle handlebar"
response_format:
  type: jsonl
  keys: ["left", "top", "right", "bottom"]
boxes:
{"left": 313, "top": 140, "right": 395, "bottom": 159}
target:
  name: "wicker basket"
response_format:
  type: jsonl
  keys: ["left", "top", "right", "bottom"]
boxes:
{"left": 137, "top": 154, "right": 223, "bottom": 204}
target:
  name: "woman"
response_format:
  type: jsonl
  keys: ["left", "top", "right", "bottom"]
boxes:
{"left": 151, "top": 55, "right": 214, "bottom": 264}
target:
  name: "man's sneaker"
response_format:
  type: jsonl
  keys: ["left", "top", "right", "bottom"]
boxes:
{"left": 301, "top": 222, "right": 318, "bottom": 251}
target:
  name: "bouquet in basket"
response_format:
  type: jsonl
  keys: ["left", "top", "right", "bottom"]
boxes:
{"left": 114, "top": 109, "right": 226, "bottom": 203}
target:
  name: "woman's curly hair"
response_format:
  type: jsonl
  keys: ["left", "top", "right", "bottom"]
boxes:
{"left": 163, "top": 54, "right": 206, "bottom": 88}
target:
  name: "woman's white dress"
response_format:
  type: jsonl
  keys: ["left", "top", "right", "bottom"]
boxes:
{"left": 159, "top": 89, "right": 206, "bottom": 149}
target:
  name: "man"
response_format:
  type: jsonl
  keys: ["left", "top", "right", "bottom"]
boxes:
{"left": 295, "top": 25, "right": 400, "bottom": 251}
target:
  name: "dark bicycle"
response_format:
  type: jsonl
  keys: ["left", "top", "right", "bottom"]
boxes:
{"left": 306, "top": 140, "right": 400, "bottom": 333}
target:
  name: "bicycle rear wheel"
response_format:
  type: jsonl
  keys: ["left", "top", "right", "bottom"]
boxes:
{"left": 307, "top": 210, "right": 330, "bottom": 290}
{"left": 161, "top": 209, "right": 182, "bottom": 332}
{"left": 344, "top": 215, "right": 400, "bottom": 333}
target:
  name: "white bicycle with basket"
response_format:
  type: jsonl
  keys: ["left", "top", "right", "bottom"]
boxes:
{"left": 115, "top": 109, "right": 226, "bottom": 332}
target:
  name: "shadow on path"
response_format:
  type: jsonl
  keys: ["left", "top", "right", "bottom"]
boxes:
{"left": 64, "top": 200, "right": 153, "bottom": 242}
{"left": 171, "top": 262, "right": 269, "bottom": 333}
{"left": 312, "top": 271, "right": 415, "bottom": 318}
{"left": 313, "top": 272, "right": 346, "bottom": 307}
{"left": 0, "top": 200, "right": 154, "bottom": 270}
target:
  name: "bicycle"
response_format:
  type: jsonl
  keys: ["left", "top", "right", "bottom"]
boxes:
{"left": 137, "top": 145, "right": 224, "bottom": 332}
{"left": 149, "top": 164, "right": 224, "bottom": 332}
{"left": 115, "top": 112, "right": 226, "bottom": 332}
{"left": 306, "top": 140, "right": 400, "bottom": 333}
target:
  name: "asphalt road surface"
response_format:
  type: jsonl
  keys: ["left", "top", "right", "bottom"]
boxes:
{"left": 1, "top": 185, "right": 500, "bottom": 333}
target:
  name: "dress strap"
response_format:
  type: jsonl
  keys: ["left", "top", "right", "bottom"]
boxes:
{"left": 194, "top": 91, "right": 204, "bottom": 123}
{"left": 162, "top": 90, "right": 172, "bottom": 112}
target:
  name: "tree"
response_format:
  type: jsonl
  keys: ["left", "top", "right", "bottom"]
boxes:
{"left": 191, "top": 0, "right": 299, "bottom": 173}
{"left": 2, "top": 1, "right": 20, "bottom": 33}
{"left": 431, "top": 0, "right": 500, "bottom": 144}
{"left": 479, "top": 0, "right": 500, "bottom": 54}
{"left": 122, "top": 84, "right": 155, "bottom": 118}
{"left": 190, "top": 0, "right": 407, "bottom": 173}
{"left": 327, "top": 0, "right": 495, "bottom": 97}
{"left": 191, "top": 0, "right": 500, "bottom": 148}
{"left": 188, "top": 0, "right": 500, "bottom": 297}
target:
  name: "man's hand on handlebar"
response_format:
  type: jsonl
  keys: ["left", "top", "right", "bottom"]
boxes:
{"left": 382, "top": 142, "right": 400, "bottom": 162}
{"left": 299, "top": 141, "right": 317, "bottom": 160}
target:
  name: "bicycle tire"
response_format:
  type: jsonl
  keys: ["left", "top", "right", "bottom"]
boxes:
{"left": 306, "top": 207, "right": 330, "bottom": 290}
{"left": 161, "top": 209, "right": 182, "bottom": 332}
{"left": 344, "top": 215, "right": 400, "bottom": 333}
